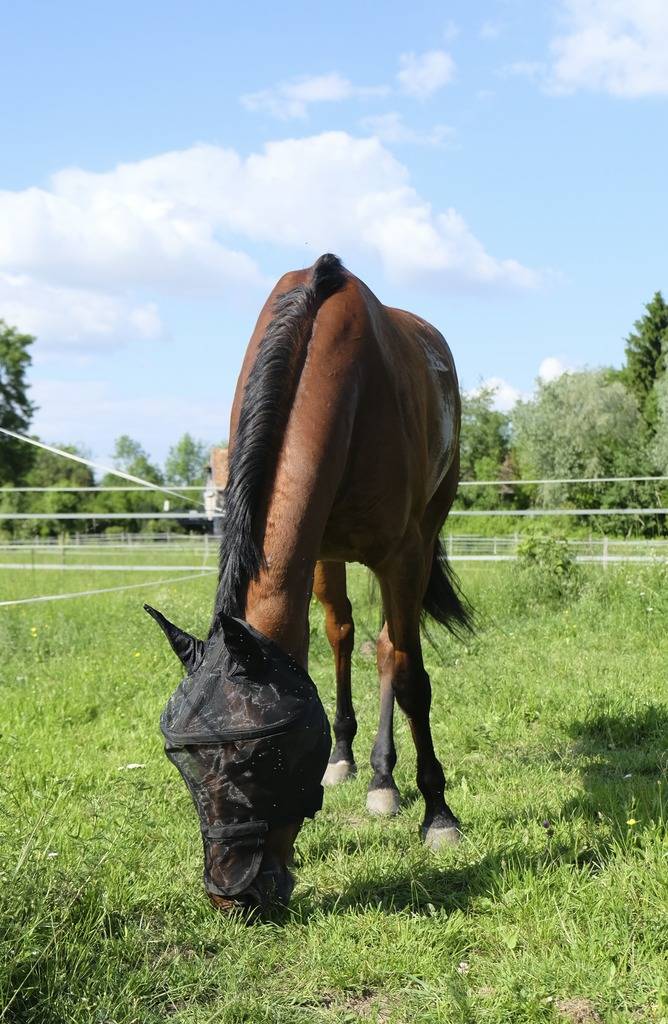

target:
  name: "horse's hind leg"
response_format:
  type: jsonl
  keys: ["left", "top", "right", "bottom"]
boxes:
{"left": 366, "top": 622, "right": 401, "bottom": 815}
{"left": 377, "top": 538, "right": 461, "bottom": 848}
{"left": 314, "top": 560, "right": 357, "bottom": 785}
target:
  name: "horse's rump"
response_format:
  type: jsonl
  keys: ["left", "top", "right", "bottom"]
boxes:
{"left": 216, "top": 253, "right": 469, "bottom": 637}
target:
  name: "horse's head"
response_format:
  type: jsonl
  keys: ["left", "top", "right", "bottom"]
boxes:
{"left": 145, "top": 605, "right": 331, "bottom": 914}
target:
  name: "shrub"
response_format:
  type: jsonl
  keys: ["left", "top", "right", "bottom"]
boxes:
{"left": 516, "top": 533, "right": 582, "bottom": 604}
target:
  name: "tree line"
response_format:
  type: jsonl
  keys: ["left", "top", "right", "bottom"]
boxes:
{"left": 457, "top": 292, "right": 668, "bottom": 535}
{"left": 1, "top": 292, "right": 667, "bottom": 538}
{"left": 0, "top": 322, "right": 217, "bottom": 536}
{"left": 0, "top": 427, "right": 215, "bottom": 537}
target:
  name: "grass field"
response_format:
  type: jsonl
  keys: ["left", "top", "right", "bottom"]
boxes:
{"left": 0, "top": 557, "right": 666, "bottom": 1023}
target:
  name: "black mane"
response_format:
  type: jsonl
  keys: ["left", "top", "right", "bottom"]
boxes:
{"left": 211, "top": 254, "right": 347, "bottom": 628}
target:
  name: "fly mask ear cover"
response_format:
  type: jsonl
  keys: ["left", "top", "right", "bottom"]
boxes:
{"left": 159, "top": 617, "right": 331, "bottom": 900}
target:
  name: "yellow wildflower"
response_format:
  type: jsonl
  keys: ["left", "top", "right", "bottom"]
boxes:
{"left": 626, "top": 818, "right": 639, "bottom": 826}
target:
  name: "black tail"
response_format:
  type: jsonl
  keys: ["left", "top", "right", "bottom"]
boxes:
{"left": 422, "top": 538, "right": 474, "bottom": 638}
{"left": 212, "top": 254, "right": 347, "bottom": 628}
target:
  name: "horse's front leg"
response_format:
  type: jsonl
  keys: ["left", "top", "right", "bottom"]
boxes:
{"left": 315, "top": 561, "right": 357, "bottom": 785}
{"left": 366, "top": 622, "right": 401, "bottom": 815}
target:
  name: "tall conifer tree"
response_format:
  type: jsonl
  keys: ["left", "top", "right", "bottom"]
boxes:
{"left": 623, "top": 291, "right": 668, "bottom": 432}
{"left": 0, "top": 319, "right": 36, "bottom": 484}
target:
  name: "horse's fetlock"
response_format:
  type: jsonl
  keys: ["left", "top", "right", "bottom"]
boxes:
{"left": 369, "top": 771, "right": 397, "bottom": 792}
{"left": 417, "top": 760, "right": 446, "bottom": 799}
{"left": 370, "top": 742, "right": 397, "bottom": 777}
{"left": 333, "top": 713, "right": 357, "bottom": 745}
{"left": 338, "top": 620, "right": 354, "bottom": 653}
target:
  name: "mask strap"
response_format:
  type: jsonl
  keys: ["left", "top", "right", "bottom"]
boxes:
{"left": 203, "top": 821, "right": 269, "bottom": 841}
{"left": 203, "top": 821, "right": 269, "bottom": 898}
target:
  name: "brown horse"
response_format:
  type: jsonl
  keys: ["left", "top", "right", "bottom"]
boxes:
{"left": 148, "top": 254, "right": 470, "bottom": 912}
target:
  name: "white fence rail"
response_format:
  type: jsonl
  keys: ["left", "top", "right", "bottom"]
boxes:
{"left": 1, "top": 534, "right": 667, "bottom": 568}
{"left": 445, "top": 534, "right": 668, "bottom": 563}
{"left": 1, "top": 506, "right": 667, "bottom": 523}
{"left": 2, "top": 474, "right": 668, "bottom": 493}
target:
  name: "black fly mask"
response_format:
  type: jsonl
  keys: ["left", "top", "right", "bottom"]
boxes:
{"left": 145, "top": 606, "right": 331, "bottom": 906}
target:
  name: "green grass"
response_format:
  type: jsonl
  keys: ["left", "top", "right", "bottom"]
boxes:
{"left": 1, "top": 561, "right": 666, "bottom": 1023}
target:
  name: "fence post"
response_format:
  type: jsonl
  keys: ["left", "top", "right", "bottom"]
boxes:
{"left": 603, "top": 536, "right": 609, "bottom": 569}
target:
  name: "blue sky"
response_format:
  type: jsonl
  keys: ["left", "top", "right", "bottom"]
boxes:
{"left": 1, "top": 0, "right": 667, "bottom": 463}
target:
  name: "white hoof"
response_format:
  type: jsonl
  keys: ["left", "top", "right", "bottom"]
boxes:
{"left": 366, "top": 788, "right": 401, "bottom": 816}
{"left": 322, "top": 760, "right": 355, "bottom": 786}
{"left": 423, "top": 825, "right": 462, "bottom": 851}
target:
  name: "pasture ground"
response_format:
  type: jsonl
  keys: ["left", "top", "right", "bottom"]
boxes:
{"left": 0, "top": 559, "right": 666, "bottom": 1023}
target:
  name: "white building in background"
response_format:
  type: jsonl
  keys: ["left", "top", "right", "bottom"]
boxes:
{"left": 203, "top": 446, "right": 228, "bottom": 535}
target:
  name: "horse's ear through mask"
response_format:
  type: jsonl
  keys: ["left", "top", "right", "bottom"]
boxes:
{"left": 144, "top": 604, "right": 205, "bottom": 673}
{"left": 215, "top": 612, "right": 267, "bottom": 675}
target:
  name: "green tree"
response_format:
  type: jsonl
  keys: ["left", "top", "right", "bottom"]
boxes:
{"left": 457, "top": 386, "right": 516, "bottom": 510}
{"left": 622, "top": 291, "right": 668, "bottom": 432}
{"left": 24, "top": 444, "right": 93, "bottom": 489}
{"left": 91, "top": 435, "right": 165, "bottom": 532}
{"left": 0, "top": 320, "right": 36, "bottom": 484}
{"left": 459, "top": 386, "right": 510, "bottom": 479}
{"left": 111, "top": 435, "right": 163, "bottom": 484}
{"left": 164, "top": 433, "right": 208, "bottom": 486}
{"left": 651, "top": 375, "right": 668, "bottom": 474}
{"left": 21, "top": 445, "right": 95, "bottom": 537}
{"left": 512, "top": 369, "right": 653, "bottom": 530}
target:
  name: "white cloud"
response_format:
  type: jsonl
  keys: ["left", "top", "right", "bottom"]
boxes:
{"left": 480, "top": 20, "right": 502, "bottom": 40}
{"left": 0, "top": 272, "right": 163, "bottom": 352}
{"left": 470, "top": 356, "right": 579, "bottom": 411}
{"left": 549, "top": 0, "right": 668, "bottom": 96}
{"left": 397, "top": 50, "right": 456, "bottom": 98}
{"left": 503, "top": 61, "right": 546, "bottom": 81}
{"left": 538, "top": 356, "right": 572, "bottom": 381}
{"left": 472, "top": 377, "right": 528, "bottom": 411}
{"left": 359, "top": 112, "right": 454, "bottom": 147}
{"left": 443, "top": 20, "right": 460, "bottom": 42}
{"left": 0, "top": 161, "right": 265, "bottom": 296}
{"left": 241, "top": 72, "right": 387, "bottom": 120}
{"left": 0, "top": 134, "right": 539, "bottom": 308}
{"left": 242, "top": 51, "right": 457, "bottom": 120}
{"left": 30, "top": 379, "right": 230, "bottom": 461}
